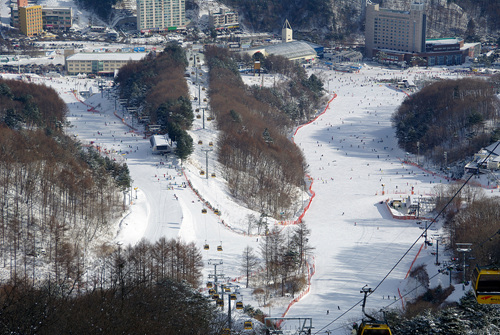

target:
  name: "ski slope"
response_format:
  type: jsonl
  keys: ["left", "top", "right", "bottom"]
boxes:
{"left": 2, "top": 64, "right": 475, "bottom": 334}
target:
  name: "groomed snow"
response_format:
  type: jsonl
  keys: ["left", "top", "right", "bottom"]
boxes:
{"left": 2, "top": 62, "right": 491, "bottom": 334}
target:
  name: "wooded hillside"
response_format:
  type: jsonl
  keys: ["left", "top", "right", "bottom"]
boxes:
{"left": 205, "top": 47, "right": 313, "bottom": 218}
{"left": 391, "top": 77, "right": 500, "bottom": 165}
{"left": 115, "top": 44, "right": 194, "bottom": 160}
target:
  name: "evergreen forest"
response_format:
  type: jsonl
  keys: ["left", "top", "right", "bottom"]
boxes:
{"left": 115, "top": 43, "right": 194, "bottom": 160}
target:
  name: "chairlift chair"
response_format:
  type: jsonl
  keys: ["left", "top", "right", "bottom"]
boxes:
{"left": 211, "top": 173, "right": 216, "bottom": 178}
{"left": 243, "top": 321, "right": 253, "bottom": 330}
{"left": 216, "top": 299, "right": 224, "bottom": 307}
{"left": 217, "top": 244, "right": 223, "bottom": 252}
{"left": 204, "top": 243, "right": 209, "bottom": 250}
{"left": 202, "top": 208, "right": 208, "bottom": 214}
{"left": 200, "top": 170, "right": 205, "bottom": 176}
{"left": 206, "top": 282, "right": 213, "bottom": 289}
{"left": 230, "top": 293, "right": 237, "bottom": 300}
{"left": 208, "top": 288, "right": 215, "bottom": 295}
{"left": 236, "top": 301, "right": 243, "bottom": 309}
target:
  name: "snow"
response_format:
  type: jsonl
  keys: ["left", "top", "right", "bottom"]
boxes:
{"left": 2, "top": 61, "right": 495, "bottom": 334}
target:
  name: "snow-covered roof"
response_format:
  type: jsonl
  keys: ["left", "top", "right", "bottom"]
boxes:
{"left": 426, "top": 38, "right": 462, "bottom": 45}
{"left": 262, "top": 41, "right": 316, "bottom": 60}
{"left": 66, "top": 52, "right": 148, "bottom": 61}
{"left": 484, "top": 141, "right": 500, "bottom": 156}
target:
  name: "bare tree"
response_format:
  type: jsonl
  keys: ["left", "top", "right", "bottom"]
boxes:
{"left": 240, "top": 246, "right": 259, "bottom": 288}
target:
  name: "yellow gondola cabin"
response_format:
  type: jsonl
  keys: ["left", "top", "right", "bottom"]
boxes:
{"left": 472, "top": 265, "right": 500, "bottom": 304}
{"left": 357, "top": 321, "right": 392, "bottom": 335}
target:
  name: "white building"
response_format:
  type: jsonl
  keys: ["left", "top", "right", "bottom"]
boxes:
{"left": 150, "top": 134, "right": 176, "bottom": 154}
{"left": 136, "top": 0, "right": 186, "bottom": 32}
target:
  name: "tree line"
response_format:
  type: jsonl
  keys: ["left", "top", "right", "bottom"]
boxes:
{"left": 115, "top": 43, "right": 194, "bottom": 160}
{"left": 0, "top": 79, "right": 67, "bottom": 132}
{"left": 205, "top": 46, "right": 311, "bottom": 218}
{"left": 241, "top": 222, "right": 314, "bottom": 303}
{"left": 433, "top": 183, "right": 500, "bottom": 268}
{"left": 234, "top": 53, "right": 326, "bottom": 123}
{"left": 0, "top": 277, "right": 218, "bottom": 334}
{"left": 392, "top": 77, "right": 500, "bottom": 165}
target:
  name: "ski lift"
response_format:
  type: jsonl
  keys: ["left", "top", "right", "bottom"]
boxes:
{"left": 357, "top": 322, "right": 392, "bottom": 335}
{"left": 214, "top": 209, "right": 220, "bottom": 215}
{"left": 216, "top": 299, "right": 224, "bottom": 307}
{"left": 230, "top": 294, "right": 237, "bottom": 300}
{"left": 207, "top": 282, "right": 213, "bottom": 289}
{"left": 212, "top": 293, "right": 219, "bottom": 300}
{"left": 472, "top": 265, "right": 500, "bottom": 304}
{"left": 200, "top": 170, "right": 205, "bottom": 176}
{"left": 196, "top": 114, "right": 201, "bottom": 119}
{"left": 224, "top": 287, "right": 231, "bottom": 293}
{"left": 204, "top": 242, "right": 209, "bottom": 250}
{"left": 198, "top": 140, "right": 203, "bottom": 145}
{"left": 357, "top": 286, "right": 392, "bottom": 335}
{"left": 202, "top": 208, "right": 208, "bottom": 214}
{"left": 208, "top": 288, "right": 215, "bottom": 295}
{"left": 211, "top": 172, "right": 216, "bottom": 178}
{"left": 209, "top": 141, "right": 213, "bottom": 146}
{"left": 203, "top": 98, "right": 207, "bottom": 102}
{"left": 236, "top": 301, "right": 243, "bottom": 309}
{"left": 244, "top": 321, "right": 253, "bottom": 330}
{"left": 202, "top": 87, "right": 206, "bottom": 91}
{"left": 217, "top": 244, "right": 223, "bottom": 252}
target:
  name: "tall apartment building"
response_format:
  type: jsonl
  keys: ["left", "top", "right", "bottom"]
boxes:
{"left": 136, "top": 0, "right": 186, "bottom": 32}
{"left": 19, "top": 5, "right": 43, "bottom": 37}
{"left": 365, "top": 2, "right": 426, "bottom": 58}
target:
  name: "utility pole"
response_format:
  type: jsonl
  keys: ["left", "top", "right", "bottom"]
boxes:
{"left": 456, "top": 243, "right": 472, "bottom": 288}
{"left": 201, "top": 148, "right": 213, "bottom": 179}
{"left": 202, "top": 108, "right": 205, "bottom": 129}
{"left": 435, "top": 238, "right": 440, "bottom": 265}
{"left": 208, "top": 259, "right": 224, "bottom": 294}
{"left": 416, "top": 141, "right": 420, "bottom": 166}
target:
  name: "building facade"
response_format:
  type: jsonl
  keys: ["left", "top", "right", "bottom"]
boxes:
{"left": 66, "top": 52, "right": 148, "bottom": 75}
{"left": 136, "top": 0, "right": 186, "bottom": 32}
{"left": 19, "top": 5, "right": 43, "bottom": 37}
{"left": 42, "top": 7, "right": 72, "bottom": 30}
{"left": 11, "top": 6, "right": 72, "bottom": 31}
{"left": 208, "top": 8, "right": 238, "bottom": 30}
{"left": 365, "top": 2, "right": 426, "bottom": 58}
